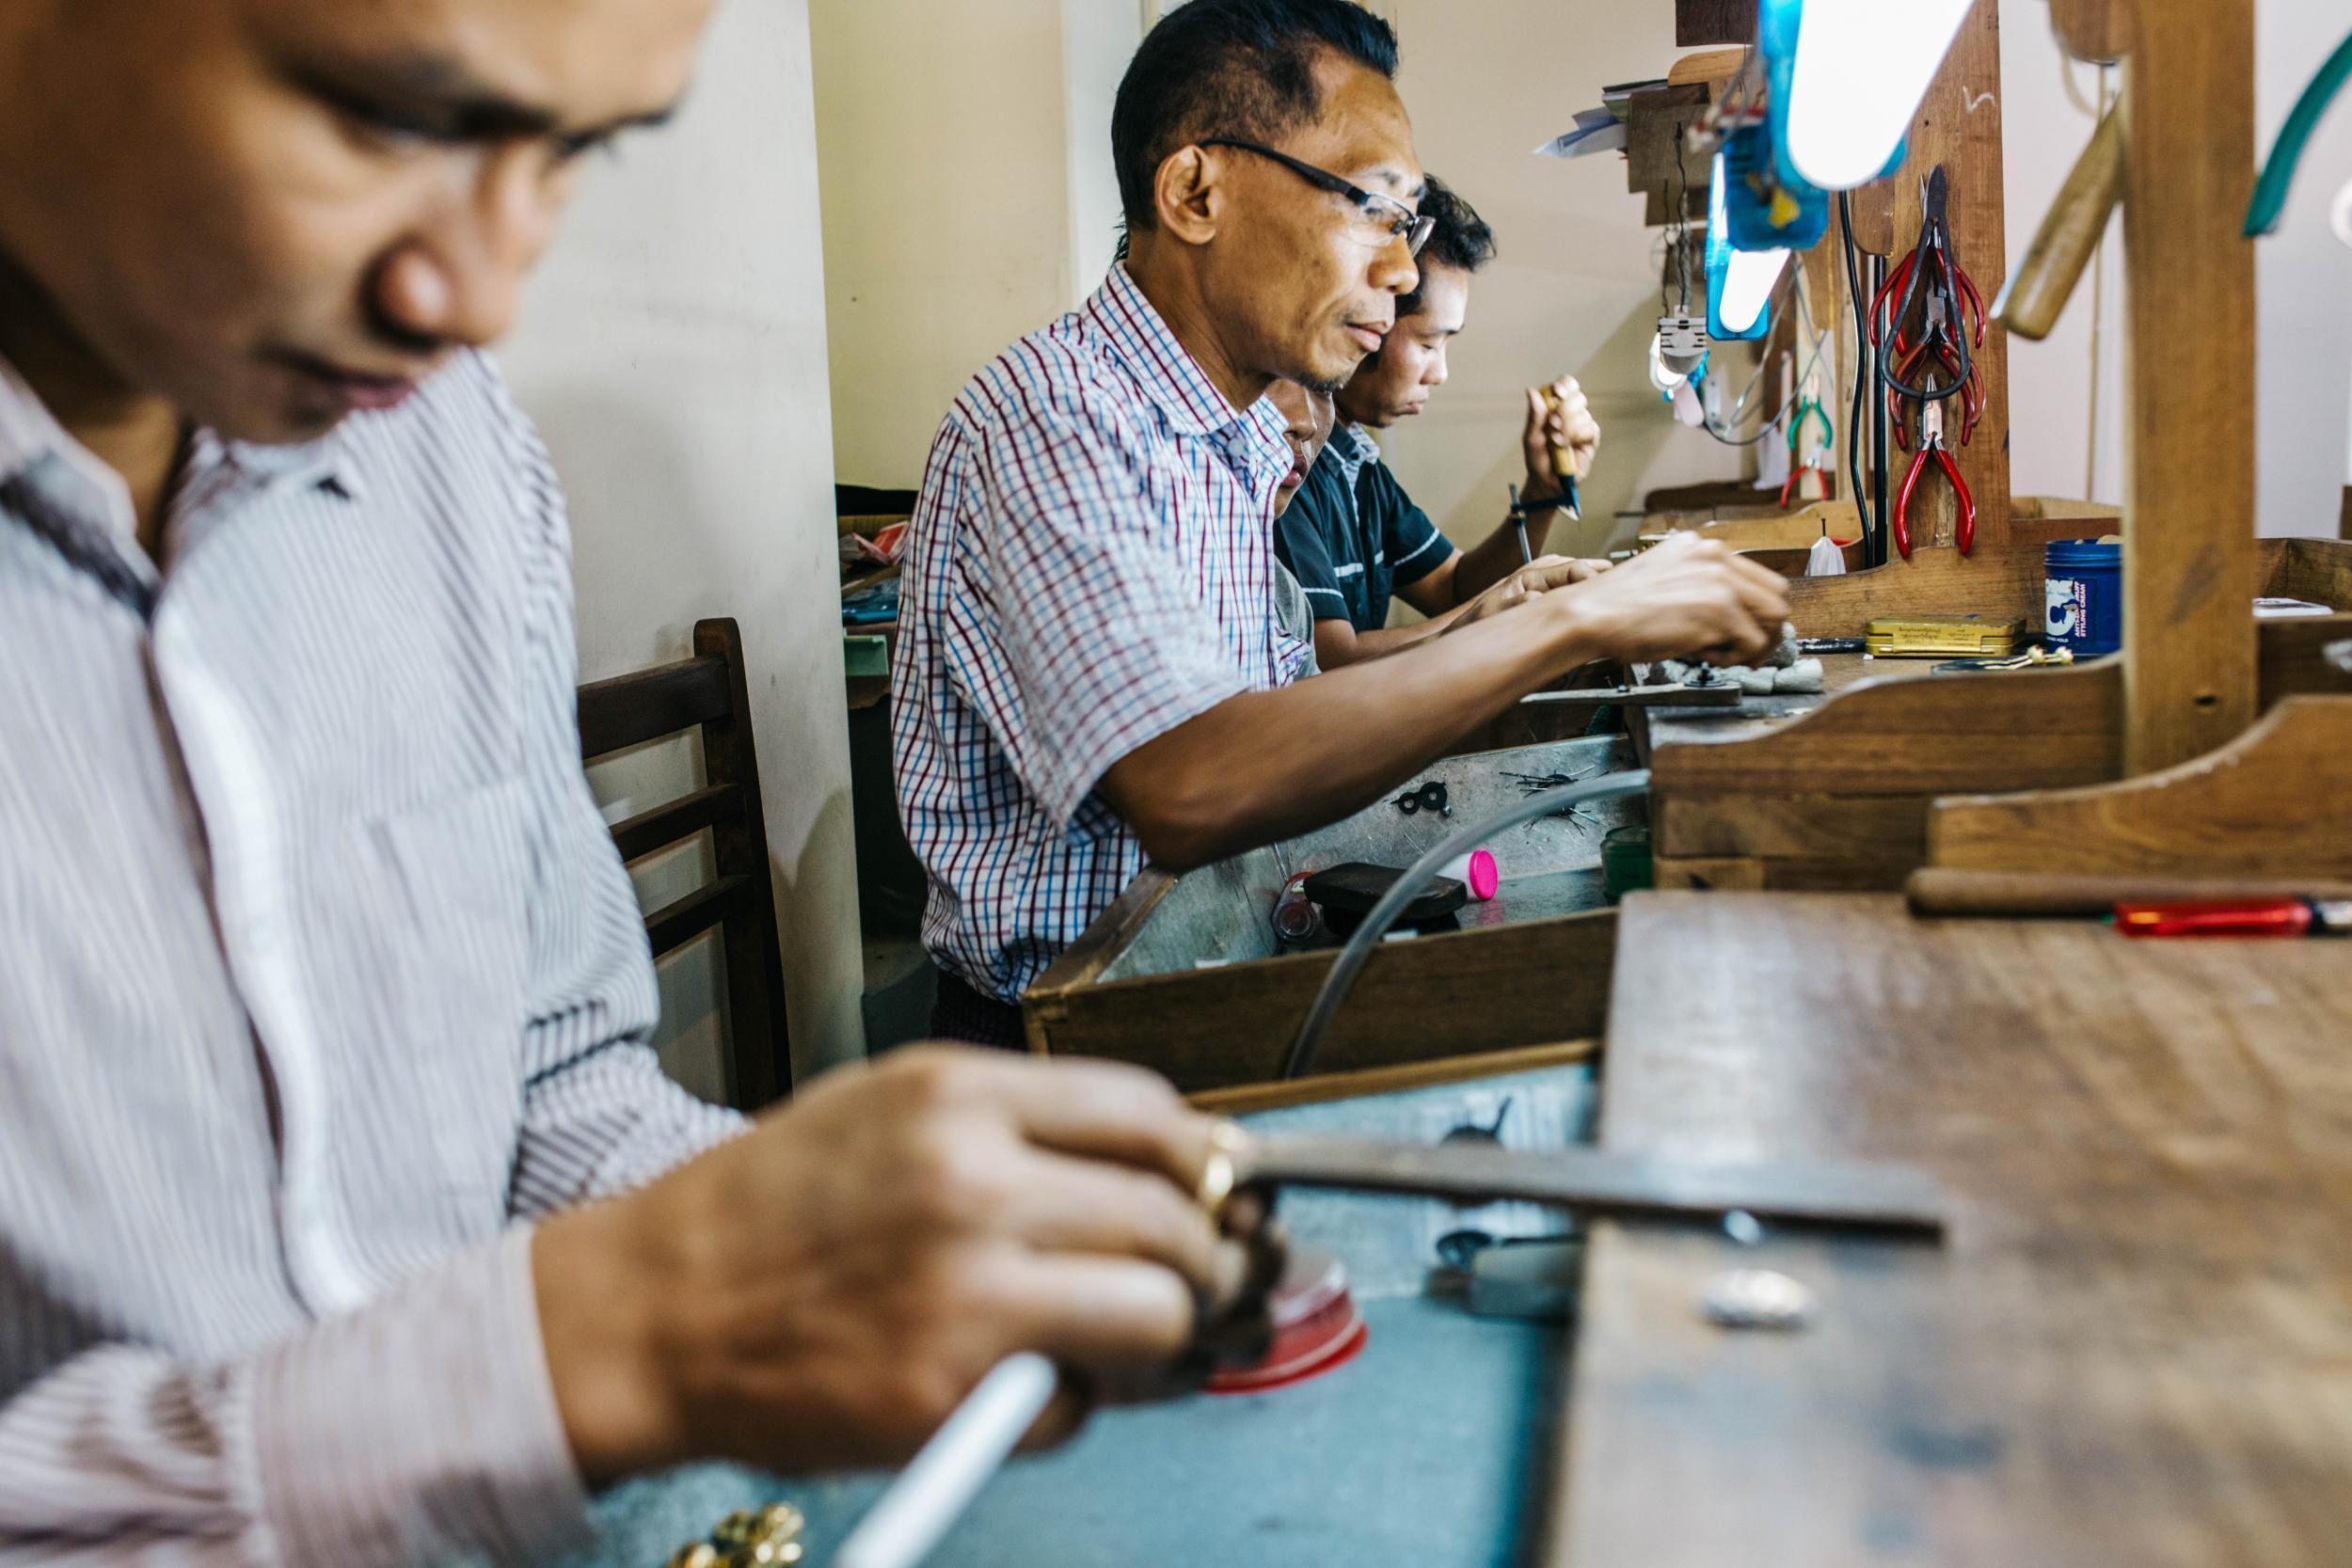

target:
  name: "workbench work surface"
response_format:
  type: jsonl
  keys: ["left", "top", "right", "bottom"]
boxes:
{"left": 1639, "top": 651, "right": 1885, "bottom": 749}
{"left": 567, "top": 1067, "right": 1593, "bottom": 1568}
{"left": 1557, "top": 891, "right": 2352, "bottom": 1568}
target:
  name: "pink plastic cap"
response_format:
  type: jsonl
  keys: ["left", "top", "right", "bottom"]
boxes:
{"left": 1466, "top": 849, "right": 1500, "bottom": 900}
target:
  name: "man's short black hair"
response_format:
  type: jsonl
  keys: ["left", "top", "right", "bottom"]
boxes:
{"left": 1111, "top": 0, "right": 1400, "bottom": 237}
{"left": 1398, "top": 174, "right": 1496, "bottom": 319}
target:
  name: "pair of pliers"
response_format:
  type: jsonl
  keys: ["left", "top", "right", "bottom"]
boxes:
{"left": 1868, "top": 170, "right": 1987, "bottom": 355}
{"left": 1893, "top": 400, "right": 1975, "bottom": 560}
{"left": 1779, "top": 394, "right": 1835, "bottom": 509}
{"left": 1887, "top": 325, "right": 1982, "bottom": 451}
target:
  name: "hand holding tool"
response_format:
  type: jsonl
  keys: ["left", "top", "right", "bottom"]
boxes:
{"left": 837, "top": 1124, "right": 1267, "bottom": 1568}
{"left": 1536, "top": 382, "right": 1589, "bottom": 519}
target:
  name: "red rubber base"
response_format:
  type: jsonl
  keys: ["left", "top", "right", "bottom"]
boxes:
{"left": 1204, "top": 1244, "right": 1366, "bottom": 1396}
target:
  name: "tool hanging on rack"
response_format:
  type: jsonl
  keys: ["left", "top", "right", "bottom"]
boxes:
{"left": 1778, "top": 382, "right": 1834, "bottom": 509}
{"left": 1893, "top": 400, "right": 1975, "bottom": 560}
{"left": 1869, "top": 166, "right": 1985, "bottom": 558}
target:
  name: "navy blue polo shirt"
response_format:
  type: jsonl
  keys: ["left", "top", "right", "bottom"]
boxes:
{"left": 1274, "top": 424, "right": 1455, "bottom": 633}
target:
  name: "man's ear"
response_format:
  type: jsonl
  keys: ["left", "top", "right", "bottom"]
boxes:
{"left": 1153, "top": 146, "right": 1222, "bottom": 247}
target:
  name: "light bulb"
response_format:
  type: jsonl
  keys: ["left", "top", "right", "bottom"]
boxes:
{"left": 1708, "top": 151, "right": 1788, "bottom": 337}
{"left": 1785, "top": 0, "right": 1971, "bottom": 191}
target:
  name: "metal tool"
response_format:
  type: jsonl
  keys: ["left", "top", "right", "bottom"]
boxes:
{"left": 1893, "top": 400, "right": 1975, "bottom": 560}
{"left": 1233, "top": 1133, "right": 1948, "bottom": 1239}
{"left": 1871, "top": 167, "right": 1986, "bottom": 402}
{"left": 1909, "top": 867, "right": 2352, "bottom": 919}
{"left": 2116, "top": 897, "right": 2352, "bottom": 939}
{"left": 1390, "top": 780, "right": 1451, "bottom": 817}
{"left": 1931, "top": 645, "right": 2074, "bottom": 674}
{"left": 1870, "top": 166, "right": 1983, "bottom": 560}
{"left": 1778, "top": 389, "right": 1835, "bottom": 510}
{"left": 1886, "top": 297, "right": 1983, "bottom": 453}
{"left": 1518, "top": 682, "right": 1741, "bottom": 709}
{"left": 1505, "top": 483, "right": 1534, "bottom": 566}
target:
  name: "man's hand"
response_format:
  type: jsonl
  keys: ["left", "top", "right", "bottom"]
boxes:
{"left": 1521, "top": 375, "right": 1601, "bottom": 506}
{"left": 1447, "top": 554, "right": 1613, "bottom": 632}
{"left": 533, "top": 1049, "right": 1278, "bottom": 1481}
{"left": 1549, "top": 532, "right": 1789, "bottom": 665}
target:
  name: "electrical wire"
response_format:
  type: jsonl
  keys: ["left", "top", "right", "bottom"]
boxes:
{"left": 1838, "top": 191, "right": 1877, "bottom": 563}
{"left": 2246, "top": 26, "right": 2352, "bottom": 236}
{"left": 1696, "top": 263, "right": 1830, "bottom": 451}
{"left": 1279, "top": 770, "right": 1653, "bottom": 1081}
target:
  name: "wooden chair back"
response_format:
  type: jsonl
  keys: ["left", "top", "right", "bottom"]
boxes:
{"left": 578, "top": 617, "right": 791, "bottom": 1108}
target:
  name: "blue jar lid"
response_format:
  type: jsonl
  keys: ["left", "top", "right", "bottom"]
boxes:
{"left": 2046, "top": 537, "right": 2123, "bottom": 567}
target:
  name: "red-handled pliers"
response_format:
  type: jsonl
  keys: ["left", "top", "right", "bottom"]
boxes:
{"left": 1893, "top": 400, "right": 1974, "bottom": 561}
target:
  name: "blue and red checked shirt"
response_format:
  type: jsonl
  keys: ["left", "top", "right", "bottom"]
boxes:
{"left": 891, "top": 264, "right": 1309, "bottom": 1002}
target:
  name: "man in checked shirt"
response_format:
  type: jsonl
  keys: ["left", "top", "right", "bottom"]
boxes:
{"left": 894, "top": 0, "right": 1790, "bottom": 1045}
{"left": 0, "top": 0, "right": 1279, "bottom": 1562}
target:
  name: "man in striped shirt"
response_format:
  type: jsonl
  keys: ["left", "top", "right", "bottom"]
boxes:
{"left": 894, "top": 0, "right": 1790, "bottom": 1041}
{"left": 0, "top": 1, "right": 1274, "bottom": 1562}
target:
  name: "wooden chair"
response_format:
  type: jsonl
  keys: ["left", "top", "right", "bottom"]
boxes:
{"left": 578, "top": 618, "right": 791, "bottom": 1109}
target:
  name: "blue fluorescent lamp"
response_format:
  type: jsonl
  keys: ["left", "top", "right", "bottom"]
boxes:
{"left": 1707, "top": 151, "right": 1786, "bottom": 341}
{"left": 1779, "top": 0, "right": 1972, "bottom": 191}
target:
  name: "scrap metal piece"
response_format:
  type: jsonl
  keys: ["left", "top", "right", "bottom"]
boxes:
{"left": 1700, "top": 1268, "right": 1815, "bottom": 1331}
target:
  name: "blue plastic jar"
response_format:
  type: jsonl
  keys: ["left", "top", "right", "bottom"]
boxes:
{"left": 2045, "top": 539, "right": 2123, "bottom": 657}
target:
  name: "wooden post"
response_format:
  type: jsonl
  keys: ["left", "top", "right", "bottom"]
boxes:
{"left": 1675, "top": 0, "right": 1757, "bottom": 48}
{"left": 2051, "top": 0, "right": 2259, "bottom": 771}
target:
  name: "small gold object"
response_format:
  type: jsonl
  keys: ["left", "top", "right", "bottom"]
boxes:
{"left": 1197, "top": 1119, "right": 1247, "bottom": 1220}
{"left": 677, "top": 1501, "right": 803, "bottom": 1568}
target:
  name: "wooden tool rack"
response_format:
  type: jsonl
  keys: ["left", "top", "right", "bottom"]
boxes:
{"left": 1629, "top": 0, "right": 2352, "bottom": 893}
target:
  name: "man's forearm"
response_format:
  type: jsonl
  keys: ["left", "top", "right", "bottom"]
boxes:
{"left": 1452, "top": 504, "right": 1563, "bottom": 603}
{"left": 0, "top": 1231, "right": 587, "bottom": 1568}
{"left": 1103, "top": 593, "right": 1602, "bottom": 869}
{"left": 1312, "top": 612, "right": 1464, "bottom": 669}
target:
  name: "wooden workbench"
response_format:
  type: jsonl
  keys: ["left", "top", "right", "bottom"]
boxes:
{"left": 1551, "top": 891, "right": 2352, "bottom": 1566}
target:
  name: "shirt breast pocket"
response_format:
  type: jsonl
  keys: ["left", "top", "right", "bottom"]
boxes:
{"left": 339, "top": 777, "right": 532, "bottom": 1201}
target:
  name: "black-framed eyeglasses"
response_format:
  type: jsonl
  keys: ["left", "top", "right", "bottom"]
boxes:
{"left": 1200, "top": 137, "right": 1434, "bottom": 257}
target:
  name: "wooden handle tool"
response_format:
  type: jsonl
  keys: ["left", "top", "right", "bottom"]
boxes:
{"left": 1540, "top": 387, "right": 1583, "bottom": 516}
{"left": 1233, "top": 1133, "right": 1948, "bottom": 1238}
{"left": 1993, "top": 99, "right": 2125, "bottom": 341}
{"left": 1907, "top": 866, "right": 2352, "bottom": 918}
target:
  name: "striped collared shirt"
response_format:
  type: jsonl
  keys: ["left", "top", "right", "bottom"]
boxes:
{"left": 0, "top": 350, "right": 739, "bottom": 1565}
{"left": 891, "top": 264, "right": 1307, "bottom": 1003}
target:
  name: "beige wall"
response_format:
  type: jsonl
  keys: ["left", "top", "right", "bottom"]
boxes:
{"left": 1364, "top": 0, "right": 1752, "bottom": 559}
{"left": 2002, "top": 0, "right": 2352, "bottom": 537}
{"left": 501, "top": 0, "right": 866, "bottom": 1089}
{"left": 816, "top": 0, "right": 2351, "bottom": 546}
{"left": 812, "top": 0, "right": 1142, "bottom": 490}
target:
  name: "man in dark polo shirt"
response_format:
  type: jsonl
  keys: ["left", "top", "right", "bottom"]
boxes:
{"left": 1278, "top": 175, "right": 1602, "bottom": 668}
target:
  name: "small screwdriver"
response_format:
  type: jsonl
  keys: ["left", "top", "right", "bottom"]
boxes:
{"left": 2115, "top": 897, "right": 2352, "bottom": 939}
